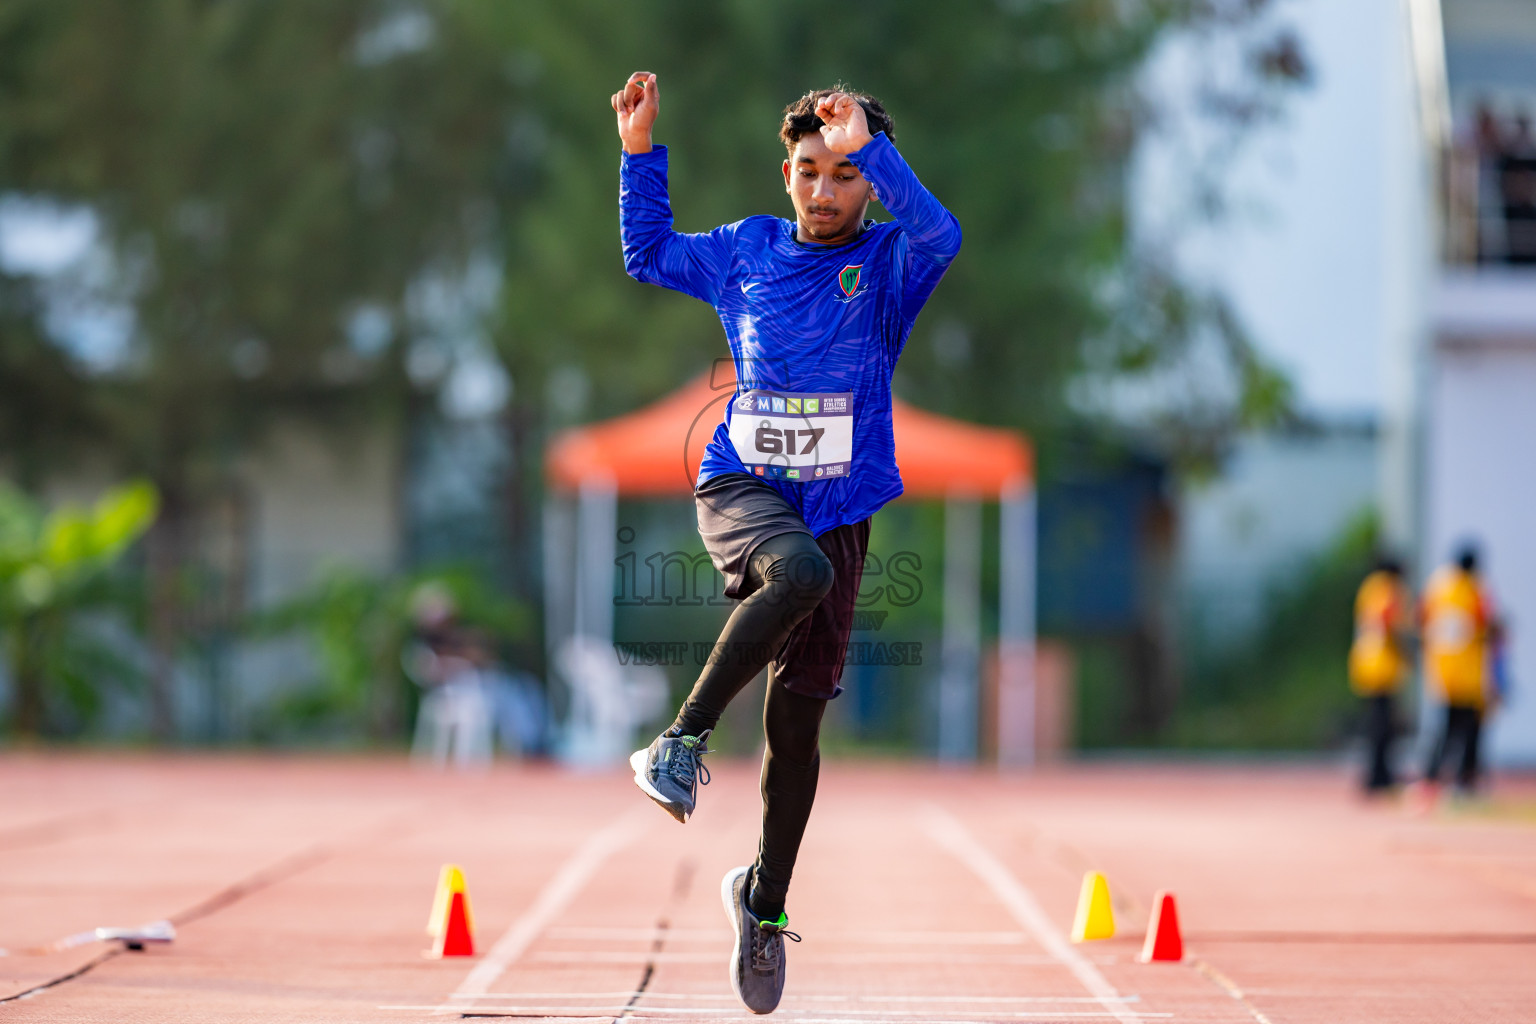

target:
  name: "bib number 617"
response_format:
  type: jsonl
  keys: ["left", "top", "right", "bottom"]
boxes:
{"left": 755, "top": 424, "right": 824, "bottom": 456}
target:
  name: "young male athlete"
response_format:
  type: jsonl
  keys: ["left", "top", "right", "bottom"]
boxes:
{"left": 612, "top": 71, "right": 960, "bottom": 1013}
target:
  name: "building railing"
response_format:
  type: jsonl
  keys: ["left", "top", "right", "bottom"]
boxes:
{"left": 1444, "top": 105, "right": 1536, "bottom": 266}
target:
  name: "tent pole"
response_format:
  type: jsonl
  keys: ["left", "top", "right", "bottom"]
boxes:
{"left": 543, "top": 494, "right": 576, "bottom": 676}
{"left": 999, "top": 483, "right": 1037, "bottom": 767}
{"left": 574, "top": 475, "right": 618, "bottom": 647}
{"left": 939, "top": 493, "right": 982, "bottom": 762}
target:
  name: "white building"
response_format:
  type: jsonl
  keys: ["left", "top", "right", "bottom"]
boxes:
{"left": 1420, "top": 0, "right": 1536, "bottom": 765}
{"left": 1140, "top": 0, "right": 1536, "bottom": 764}
{"left": 1179, "top": 423, "right": 1378, "bottom": 643}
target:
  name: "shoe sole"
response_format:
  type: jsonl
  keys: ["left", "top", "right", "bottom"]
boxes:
{"left": 720, "top": 866, "right": 753, "bottom": 1012}
{"left": 630, "top": 748, "right": 690, "bottom": 823}
{"left": 721, "top": 865, "right": 781, "bottom": 1015}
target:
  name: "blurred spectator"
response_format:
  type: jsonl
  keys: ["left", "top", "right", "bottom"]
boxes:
{"left": 490, "top": 667, "right": 550, "bottom": 757}
{"left": 1418, "top": 544, "right": 1503, "bottom": 796}
{"left": 1348, "top": 555, "right": 1413, "bottom": 793}
{"left": 555, "top": 636, "right": 669, "bottom": 767}
{"left": 1499, "top": 110, "right": 1536, "bottom": 264}
{"left": 405, "top": 582, "right": 547, "bottom": 766}
{"left": 1454, "top": 98, "right": 1536, "bottom": 264}
{"left": 1474, "top": 101, "right": 1504, "bottom": 154}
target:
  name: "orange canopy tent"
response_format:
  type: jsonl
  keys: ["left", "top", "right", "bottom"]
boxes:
{"left": 546, "top": 371, "right": 1032, "bottom": 497}
{"left": 543, "top": 369, "right": 1038, "bottom": 765}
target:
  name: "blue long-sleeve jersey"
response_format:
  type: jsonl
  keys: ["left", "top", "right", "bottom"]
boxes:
{"left": 620, "top": 131, "right": 961, "bottom": 536}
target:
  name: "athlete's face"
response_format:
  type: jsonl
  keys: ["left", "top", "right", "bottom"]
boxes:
{"left": 783, "top": 132, "right": 874, "bottom": 245}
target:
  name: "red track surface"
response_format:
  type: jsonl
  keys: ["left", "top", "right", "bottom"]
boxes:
{"left": 2, "top": 753, "right": 1534, "bottom": 1023}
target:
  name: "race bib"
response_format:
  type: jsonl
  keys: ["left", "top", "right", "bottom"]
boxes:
{"left": 1428, "top": 609, "right": 1475, "bottom": 650}
{"left": 728, "top": 389, "right": 853, "bottom": 481}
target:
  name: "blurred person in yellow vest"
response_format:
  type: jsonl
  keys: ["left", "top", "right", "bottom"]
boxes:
{"left": 1349, "top": 554, "right": 1412, "bottom": 793}
{"left": 1419, "top": 543, "right": 1504, "bottom": 795}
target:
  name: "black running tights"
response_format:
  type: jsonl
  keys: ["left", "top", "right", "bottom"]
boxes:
{"left": 669, "top": 530, "right": 833, "bottom": 736}
{"left": 750, "top": 682, "right": 826, "bottom": 920}
{"left": 667, "top": 530, "right": 833, "bottom": 921}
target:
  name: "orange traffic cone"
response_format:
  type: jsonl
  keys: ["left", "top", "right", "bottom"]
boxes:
{"left": 1138, "top": 890, "right": 1182, "bottom": 963}
{"left": 427, "top": 864, "right": 475, "bottom": 958}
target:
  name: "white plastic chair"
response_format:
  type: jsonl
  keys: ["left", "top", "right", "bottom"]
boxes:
{"left": 555, "top": 636, "right": 669, "bottom": 767}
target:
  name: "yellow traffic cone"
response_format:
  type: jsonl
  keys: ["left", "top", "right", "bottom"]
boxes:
{"left": 1070, "top": 871, "right": 1115, "bottom": 942}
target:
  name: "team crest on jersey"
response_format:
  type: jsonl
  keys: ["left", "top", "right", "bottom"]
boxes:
{"left": 838, "top": 264, "right": 863, "bottom": 298}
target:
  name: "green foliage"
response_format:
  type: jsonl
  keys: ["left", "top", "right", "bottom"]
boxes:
{"left": 0, "top": 0, "right": 1309, "bottom": 744}
{"left": 1071, "top": 638, "right": 1133, "bottom": 749}
{"left": 480, "top": 0, "right": 1142, "bottom": 427}
{"left": 0, "top": 272, "right": 102, "bottom": 484}
{"left": 0, "top": 0, "right": 523, "bottom": 734}
{"left": 1085, "top": 269, "right": 1300, "bottom": 473}
{"left": 0, "top": 0, "right": 520, "bottom": 471}
{"left": 477, "top": 0, "right": 1303, "bottom": 447}
{"left": 0, "top": 480, "right": 159, "bottom": 735}
{"left": 250, "top": 564, "right": 531, "bottom": 742}
{"left": 1163, "top": 510, "right": 1377, "bottom": 750}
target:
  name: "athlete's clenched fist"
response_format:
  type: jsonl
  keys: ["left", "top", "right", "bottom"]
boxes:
{"left": 813, "top": 91, "right": 873, "bottom": 154}
{"left": 612, "top": 72, "right": 659, "bottom": 154}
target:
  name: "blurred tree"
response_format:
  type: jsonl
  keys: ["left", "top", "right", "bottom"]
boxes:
{"left": 0, "top": 480, "right": 158, "bottom": 735}
{"left": 250, "top": 563, "right": 531, "bottom": 741}
{"left": 474, "top": 0, "right": 1308, "bottom": 566}
{"left": 0, "top": 0, "right": 519, "bottom": 738}
{"left": 0, "top": 271, "right": 104, "bottom": 485}
{"left": 478, "top": 0, "right": 1308, "bottom": 416}
{"left": 1164, "top": 510, "right": 1376, "bottom": 750}
{"left": 0, "top": 0, "right": 1307, "bottom": 742}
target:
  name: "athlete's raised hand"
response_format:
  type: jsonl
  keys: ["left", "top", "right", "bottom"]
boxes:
{"left": 612, "top": 72, "right": 659, "bottom": 154}
{"left": 815, "top": 91, "right": 873, "bottom": 154}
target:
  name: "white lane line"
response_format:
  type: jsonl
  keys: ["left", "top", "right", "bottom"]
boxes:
{"left": 651, "top": 1019, "right": 1160, "bottom": 1023}
{"left": 543, "top": 926, "right": 731, "bottom": 941}
{"left": 443, "top": 807, "right": 652, "bottom": 1007}
{"left": 921, "top": 805, "right": 1146, "bottom": 1024}
{"left": 1190, "top": 958, "right": 1277, "bottom": 1024}
{"left": 543, "top": 926, "right": 1034, "bottom": 945}
{"left": 452, "top": 992, "right": 1142, "bottom": 1004}
{"left": 523, "top": 950, "right": 1072, "bottom": 965}
{"left": 388, "top": 1006, "right": 1171, "bottom": 1020}
{"left": 856, "top": 995, "right": 1141, "bottom": 1004}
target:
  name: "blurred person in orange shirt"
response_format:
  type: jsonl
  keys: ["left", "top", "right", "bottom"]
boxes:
{"left": 1419, "top": 543, "right": 1504, "bottom": 795}
{"left": 1348, "top": 555, "right": 1413, "bottom": 793}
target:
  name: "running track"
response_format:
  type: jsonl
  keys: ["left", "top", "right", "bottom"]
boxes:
{"left": 2, "top": 754, "right": 1534, "bottom": 1022}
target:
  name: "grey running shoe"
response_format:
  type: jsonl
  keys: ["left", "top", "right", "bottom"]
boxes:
{"left": 629, "top": 730, "right": 711, "bottom": 823}
{"left": 721, "top": 865, "right": 801, "bottom": 1014}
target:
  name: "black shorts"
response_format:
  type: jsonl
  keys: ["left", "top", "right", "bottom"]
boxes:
{"left": 695, "top": 473, "right": 871, "bottom": 700}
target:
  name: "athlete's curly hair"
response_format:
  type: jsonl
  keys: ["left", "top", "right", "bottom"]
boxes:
{"left": 779, "top": 86, "right": 895, "bottom": 153}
